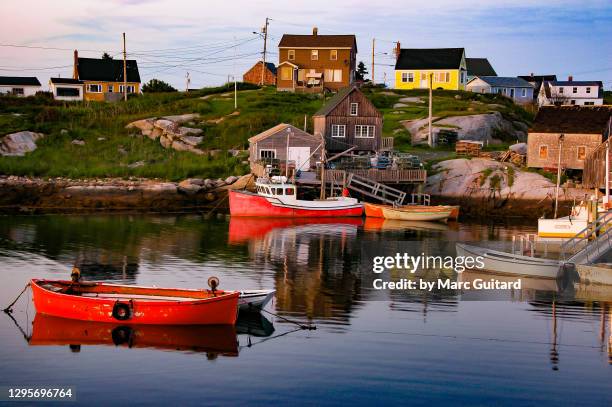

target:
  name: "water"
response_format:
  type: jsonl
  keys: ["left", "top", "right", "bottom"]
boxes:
{"left": 0, "top": 214, "right": 609, "bottom": 406}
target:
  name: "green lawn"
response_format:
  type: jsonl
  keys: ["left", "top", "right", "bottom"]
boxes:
{"left": 0, "top": 85, "right": 533, "bottom": 180}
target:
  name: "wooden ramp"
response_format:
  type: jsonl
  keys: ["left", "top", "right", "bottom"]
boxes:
{"left": 561, "top": 211, "right": 612, "bottom": 265}
{"left": 345, "top": 173, "right": 406, "bottom": 205}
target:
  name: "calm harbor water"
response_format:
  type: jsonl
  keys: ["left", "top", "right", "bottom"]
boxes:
{"left": 0, "top": 214, "right": 610, "bottom": 406}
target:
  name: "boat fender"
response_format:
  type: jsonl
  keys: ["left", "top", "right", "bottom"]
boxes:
{"left": 112, "top": 301, "right": 133, "bottom": 321}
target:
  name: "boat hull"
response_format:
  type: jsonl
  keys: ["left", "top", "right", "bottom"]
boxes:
{"left": 238, "top": 290, "right": 275, "bottom": 312}
{"left": 229, "top": 190, "right": 363, "bottom": 217}
{"left": 365, "top": 202, "right": 458, "bottom": 221}
{"left": 31, "top": 279, "right": 239, "bottom": 325}
{"left": 381, "top": 206, "right": 451, "bottom": 222}
{"left": 455, "top": 243, "right": 561, "bottom": 279}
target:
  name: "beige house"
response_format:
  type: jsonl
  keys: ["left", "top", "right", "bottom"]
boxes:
{"left": 527, "top": 106, "right": 612, "bottom": 171}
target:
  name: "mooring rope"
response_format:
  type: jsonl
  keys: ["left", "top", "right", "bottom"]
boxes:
{"left": 260, "top": 308, "right": 316, "bottom": 330}
{"left": 3, "top": 283, "right": 30, "bottom": 314}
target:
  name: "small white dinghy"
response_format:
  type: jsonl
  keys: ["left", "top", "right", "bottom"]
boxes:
{"left": 239, "top": 290, "right": 275, "bottom": 312}
{"left": 456, "top": 243, "right": 562, "bottom": 279}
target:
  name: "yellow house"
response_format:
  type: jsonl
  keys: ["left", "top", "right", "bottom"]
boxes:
{"left": 73, "top": 50, "right": 141, "bottom": 102}
{"left": 394, "top": 48, "right": 467, "bottom": 91}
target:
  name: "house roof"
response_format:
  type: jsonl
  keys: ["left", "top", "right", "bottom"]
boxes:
{"left": 471, "top": 76, "right": 533, "bottom": 88}
{"left": 313, "top": 86, "right": 355, "bottom": 117}
{"left": 0, "top": 76, "right": 41, "bottom": 86}
{"left": 395, "top": 48, "right": 465, "bottom": 70}
{"left": 466, "top": 58, "right": 496, "bottom": 77}
{"left": 550, "top": 80, "right": 603, "bottom": 87}
{"left": 530, "top": 106, "right": 612, "bottom": 134}
{"left": 518, "top": 75, "right": 557, "bottom": 83}
{"left": 264, "top": 62, "right": 277, "bottom": 75}
{"left": 76, "top": 58, "right": 141, "bottom": 83}
{"left": 49, "top": 77, "right": 83, "bottom": 85}
{"left": 248, "top": 123, "right": 319, "bottom": 143}
{"left": 278, "top": 34, "right": 357, "bottom": 50}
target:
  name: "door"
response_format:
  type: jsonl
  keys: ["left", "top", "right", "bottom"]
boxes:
{"left": 509, "top": 88, "right": 515, "bottom": 98}
{"left": 420, "top": 72, "right": 428, "bottom": 88}
{"left": 288, "top": 147, "right": 311, "bottom": 171}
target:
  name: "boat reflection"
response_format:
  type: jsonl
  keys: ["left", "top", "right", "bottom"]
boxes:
{"left": 228, "top": 217, "right": 363, "bottom": 245}
{"left": 458, "top": 270, "right": 560, "bottom": 301}
{"left": 363, "top": 217, "right": 450, "bottom": 232}
{"left": 28, "top": 314, "right": 240, "bottom": 358}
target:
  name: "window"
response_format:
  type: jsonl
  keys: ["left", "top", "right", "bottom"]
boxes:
{"left": 311, "top": 50, "right": 318, "bottom": 60}
{"left": 324, "top": 69, "right": 342, "bottom": 83}
{"left": 330, "top": 50, "right": 337, "bottom": 60}
{"left": 288, "top": 49, "right": 295, "bottom": 60}
{"left": 586, "top": 87, "right": 591, "bottom": 94}
{"left": 331, "top": 124, "right": 346, "bottom": 138}
{"left": 350, "top": 103, "right": 358, "bottom": 116}
{"left": 577, "top": 146, "right": 587, "bottom": 160}
{"left": 280, "top": 67, "right": 293, "bottom": 81}
{"left": 119, "top": 85, "right": 135, "bottom": 93}
{"left": 460, "top": 71, "right": 465, "bottom": 83}
{"left": 570, "top": 100, "right": 576, "bottom": 105}
{"left": 559, "top": 87, "right": 564, "bottom": 94}
{"left": 87, "top": 84, "right": 102, "bottom": 93}
{"left": 11, "top": 88, "right": 24, "bottom": 95}
{"left": 435, "top": 72, "right": 450, "bottom": 82}
{"left": 355, "top": 125, "right": 375, "bottom": 138}
{"left": 584, "top": 101, "right": 595, "bottom": 105}
{"left": 285, "top": 188, "right": 295, "bottom": 195}
{"left": 539, "top": 145, "right": 548, "bottom": 159}
{"left": 401, "top": 72, "right": 414, "bottom": 83}
{"left": 108, "top": 85, "right": 114, "bottom": 92}
{"left": 421, "top": 72, "right": 427, "bottom": 81}
{"left": 572, "top": 87, "right": 577, "bottom": 93}
{"left": 521, "top": 88, "right": 527, "bottom": 97}
{"left": 260, "top": 149, "right": 276, "bottom": 159}
{"left": 57, "top": 87, "right": 80, "bottom": 97}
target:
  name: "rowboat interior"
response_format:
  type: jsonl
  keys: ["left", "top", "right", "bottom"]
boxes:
{"left": 35, "top": 280, "right": 229, "bottom": 302}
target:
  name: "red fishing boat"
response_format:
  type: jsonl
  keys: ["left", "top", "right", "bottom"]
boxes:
{"left": 31, "top": 279, "right": 239, "bottom": 325}
{"left": 229, "top": 177, "right": 363, "bottom": 217}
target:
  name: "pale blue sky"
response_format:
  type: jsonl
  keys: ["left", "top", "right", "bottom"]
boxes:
{"left": 1, "top": 0, "right": 610, "bottom": 89}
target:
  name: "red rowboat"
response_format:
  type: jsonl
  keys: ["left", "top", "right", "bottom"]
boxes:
{"left": 29, "top": 314, "right": 239, "bottom": 356}
{"left": 31, "top": 279, "right": 239, "bottom": 325}
{"left": 229, "top": 178, "right": 363, "bottom": 218}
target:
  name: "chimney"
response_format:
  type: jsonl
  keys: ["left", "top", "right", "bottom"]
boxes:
{"left": 312, "top": 27, "right": 318, "bottom": 36}
{"left": 73, "top": 50, "right": 79, "bottom": 80}
{"left": 395, "top": 42, "right": 401, "bottom": 60}
{"left": 568, "top": 75, "right": 573, "bottom": 82}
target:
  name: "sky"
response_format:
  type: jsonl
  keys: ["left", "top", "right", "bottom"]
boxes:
{"left": 1, "top": 0, "right": 611, "bottom": 90}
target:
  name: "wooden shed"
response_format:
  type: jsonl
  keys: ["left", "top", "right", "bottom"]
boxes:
{"left": 248, "top": 123, "right": 322, "bottom": 176}
{"left": 527, "top": 106, "right": 611, "bottom": 171}
{"left": 313, "top": 86, "right": 384, "bottom": 152}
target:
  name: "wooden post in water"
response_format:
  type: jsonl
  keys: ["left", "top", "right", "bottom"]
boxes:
{"left": 554, "top": 134, "right": 564, "bottom": 218}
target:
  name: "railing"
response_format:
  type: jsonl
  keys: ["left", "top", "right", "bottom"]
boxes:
{"left": 324, "top": 169, "right": 426, "bottom": 184}
{"left": 560, "top": 210, "right": 612, "bottom": 264}
{"left": 380, "top": 137, "right": 394, "bottom": 151}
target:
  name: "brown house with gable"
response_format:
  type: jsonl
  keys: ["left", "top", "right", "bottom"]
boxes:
{"left": 313, "top": 86, "right": 388, "bottom": 153}
{"left": 527, "top": 106, "right": 612, "bottom": 171}
{"left": 277, "top": 28, "right": 357, "bottom": 93}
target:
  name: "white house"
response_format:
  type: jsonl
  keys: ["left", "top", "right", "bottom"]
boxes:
{"left": 538, "top": 77, "right": 604, "bottom": 106}
{"left": 49, "top": 77, "right": 84, "bottom": 101}
{"left": 0, "top": 76, "right": 41, "bottom": 97}
{"left": 466, "top": 76, "right": 534, "bottom": 104}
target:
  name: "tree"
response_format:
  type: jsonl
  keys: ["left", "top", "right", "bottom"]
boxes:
{"left": 142, "top": 79, "right": 178, "bottom": 93}
{"left": 356, "top": 61, "right": 369, "bottom": 81}
{"left": 101, "top": 52, "right": 113, "bottom": 60}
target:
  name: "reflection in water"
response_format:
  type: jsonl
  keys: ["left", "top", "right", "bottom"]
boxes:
{"left": 0, "top": 214, "right": 611, "bottom": 404}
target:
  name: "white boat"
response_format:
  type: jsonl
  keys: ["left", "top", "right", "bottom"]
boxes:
{"left": 456, "top": 243, "right": 562, "bottom": 279}
{"left": 538, "top": 201, "right": 608, "bottom": 239}
{"left": 238, "top": 290, "right": 275, "bottom": 312}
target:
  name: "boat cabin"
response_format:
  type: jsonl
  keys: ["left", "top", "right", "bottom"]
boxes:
{"left": 255, "top": 179, "right": 297, "bottom": 199}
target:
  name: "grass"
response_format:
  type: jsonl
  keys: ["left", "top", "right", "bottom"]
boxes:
{"left": 0, "top": 84, "right": 533, "bottom": 180}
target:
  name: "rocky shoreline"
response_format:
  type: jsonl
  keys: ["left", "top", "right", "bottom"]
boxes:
{"left": 0, "top": 175, "right": 254, "bottom": 214}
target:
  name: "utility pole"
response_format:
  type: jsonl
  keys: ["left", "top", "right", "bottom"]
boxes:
{"left": 371, "top": 38, "right": 375, "bottom": 84}
{"left": 428, "top": 73, "right": 433, "bottom": 147}
{"left": 122, "top": 33, "right": 127, "bottom": 101}
{"left": 261, "top": 17, "right": 269, "bottom": 86}
{"left": 185, "top": 72, "right": 191, "bottom": 93}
